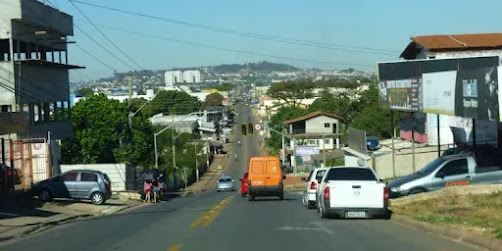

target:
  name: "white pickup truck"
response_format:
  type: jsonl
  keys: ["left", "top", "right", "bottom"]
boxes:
{"left": 316, "top": 167, "right": 390, "bottom": 219}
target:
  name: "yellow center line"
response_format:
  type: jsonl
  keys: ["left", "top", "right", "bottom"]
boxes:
{"left": 168, "top": 244, "right": 181, "bottom": 251}
{"left": 190, "top": 196, "right": 234, "bottom": 229}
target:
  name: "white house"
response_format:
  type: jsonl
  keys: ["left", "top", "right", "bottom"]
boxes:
{"left": 283, "top": 111, "right": 344, "bottom": 150}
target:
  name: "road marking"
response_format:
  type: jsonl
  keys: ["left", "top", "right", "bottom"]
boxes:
{"left": 190, "top": 196, "right": 234, "bottom": 228}
{"left": 168, "top": 243, "right": 181, "bottom": 251}
{"left": 277, "top": 226, "right": 325, "bottom": 231}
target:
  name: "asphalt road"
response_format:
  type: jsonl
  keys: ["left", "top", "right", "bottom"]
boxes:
{"left": 0, "top": 105, "right": 478, "bottom": 251}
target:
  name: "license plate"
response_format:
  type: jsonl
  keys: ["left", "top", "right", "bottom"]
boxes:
{"left": 346, "top": 211, "right": 366, "bottom": 218}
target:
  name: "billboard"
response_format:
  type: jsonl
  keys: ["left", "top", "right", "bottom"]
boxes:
{"left": 379, "top": 56, "right": 500, "bottom": 121}
{"left": 294, "top": 146, "right": 319, "bottom": 157}
{"left": 347, "top": 128, "right": 367, "bottom": 155}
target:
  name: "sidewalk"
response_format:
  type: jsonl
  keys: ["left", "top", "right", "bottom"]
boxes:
{"left": 0, "top": 194, "right": 142, "bottom": 242}
{"left": 183, "top": 154, "right": 231, "bottom": 194}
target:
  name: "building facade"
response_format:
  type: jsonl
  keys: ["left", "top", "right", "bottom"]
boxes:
{"left": 165, "top": 70, "right": 201, "bottom": 86}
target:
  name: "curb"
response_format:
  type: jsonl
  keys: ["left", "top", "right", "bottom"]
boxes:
{"left": 392, "top": 214, "right": 502, "bottom": 251}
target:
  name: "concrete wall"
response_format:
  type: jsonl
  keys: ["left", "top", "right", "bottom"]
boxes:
{"left": 305, "top": 116, "right": 340, "bottom": 134}
{"left": 371, "top": 147, "right": 443, "bottom": 179}
{"left": 20, "top": 0, "right": 73, "bottom": 36}
{"left": 61, "top": 163, "right": 135, "bottom": 192}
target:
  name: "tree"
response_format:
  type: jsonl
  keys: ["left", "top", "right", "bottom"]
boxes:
{"left": 76, "top": 88, "right": 94, "bottom": 97}
{"left": 267, "top": 80, "right": 315, "bottom": 107}
{"left": 265, "top": 106, "right": 310, "bottom": 151}
{"left": 205, "top": 92, "right": 224, "bottom": 106}
{"left": 215, "top": 83, "right": 234, "bottom": 92}
{"left": 146, "top": 90, "right": 201, "bottom": 115}
{"left": 351, "top": 84, "right": 399, "bottom": 138}
{"left": 62, "top": 94, "right": 128, "bottom": 164}
{"left": 308, "top": 89, "right": 362, "bottom": 129}
{"left": 61, "top": 94, "right": 156, "bottom": 167}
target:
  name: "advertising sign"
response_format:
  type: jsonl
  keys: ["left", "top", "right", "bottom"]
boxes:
{"left": 379, "top": 56, "right": 500, "bottom": 121}
{"left": 423, "top": 71, "right": 457, "bottom": 116}
{"left": 454, "top": 64, "right": 499, "bottom": 121}
{"left": 294, "top": 146, "right": 319, "bottom": 157}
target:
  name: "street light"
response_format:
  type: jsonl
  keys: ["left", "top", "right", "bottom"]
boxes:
{"left": 154, "top": 112, "right": 200, "bottom": 169}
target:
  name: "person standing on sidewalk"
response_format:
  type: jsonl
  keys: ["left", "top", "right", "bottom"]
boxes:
{"left": 152, "top": 178, "right": 160, "bottom": 203}
{"left": 144, "top": 180, "right": 152, "bottom": 203}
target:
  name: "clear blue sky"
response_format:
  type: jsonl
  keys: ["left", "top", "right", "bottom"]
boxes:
{"left": 48, "top": 0, "right": 502, "bottom": 81}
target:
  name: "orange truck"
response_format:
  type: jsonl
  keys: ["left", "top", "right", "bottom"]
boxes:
{"left": 247, "top": 156, "right": 285, "bottom": 201}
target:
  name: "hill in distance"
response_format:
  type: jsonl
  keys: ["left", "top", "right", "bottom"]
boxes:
{"left": 209, "top": 61, "right": 301, "bottom": 73}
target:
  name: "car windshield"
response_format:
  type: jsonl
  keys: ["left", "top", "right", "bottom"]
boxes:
{"left": 326, "top": 168, "right": 377, "bottom": 181}
{"left": 417, "top": 158, "right": 445, "bottom": 175}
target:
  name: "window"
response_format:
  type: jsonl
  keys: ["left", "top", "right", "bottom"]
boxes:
{"left": 438, "top": 159, "right": 468, "bottom": 177}
{"left": 332, "top": 123, "right": 338, "bottom": 134}
{"left": 324, "top": 123, "right": 330, "bottom": 128}
{"left": 81, "top": 173, "right": 98, "bottom": 182}
{"left": 324, "top": 138, "right": 331, "bottom": 144}
{"left": 326, "top": 168, "right": 377, "bottom": 181}
{"left": 62, "top": 172, "right": 78, "bottom": 181}
{"left": 315, "top": 170, "right": 326, "bottom": 182}
{"left": 308, "top": 139, "right": 318, "bottom": 146}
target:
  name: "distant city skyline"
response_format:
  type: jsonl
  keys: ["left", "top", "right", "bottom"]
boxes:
{"left": 34, "top": 0, "right": 502, "bottom": 81}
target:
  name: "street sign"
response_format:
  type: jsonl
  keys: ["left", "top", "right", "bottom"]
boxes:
{"left": 255, "top": 124, "right": 262, "bottom": 130}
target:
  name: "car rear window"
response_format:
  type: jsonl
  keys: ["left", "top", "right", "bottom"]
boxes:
{"left": 326, "top": 168, "right": 376, "bottom": 181}
{"left": 81, "top": 173, "right": 98, "bottom": 182}
{"left": 219, "top": 178, "right": 232, "bottom": 182}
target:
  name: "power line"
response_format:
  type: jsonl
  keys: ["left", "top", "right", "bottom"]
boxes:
{"left": 70, "top": 0, "right": 399, "bottom": 55}
{"left": 73, "top": 43, "right": 116, "bottom": 71}
{"left": 78, "top": 21, "right": 375, "bottom": 68}
{"left": 68, "top": 0, "right": 145, "bottom": 70}
{"left": 74, "top": 24, "right": 136, "bottom": 70}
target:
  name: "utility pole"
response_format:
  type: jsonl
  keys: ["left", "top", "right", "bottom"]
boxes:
{"left": 128, "top": 75, "right": 132, "bottom": 107}
{"left": 281, "top": 133, "right": 286, "bottom": 168}
{"left": 322, "top": 134, "right": 326, "bottom": 168}
{"left": 194, "top": 142, "right": 199, "bottom": 182}
{"left": 171, "top": 111, "right": 176, "bottom": 171}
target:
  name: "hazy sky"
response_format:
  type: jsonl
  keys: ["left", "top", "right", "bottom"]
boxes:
{"left": 39, "top": 0, "right": 502, "bottom": 81}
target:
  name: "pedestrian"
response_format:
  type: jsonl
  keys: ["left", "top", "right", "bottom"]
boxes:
{"left": 152, "top": 178, "right": 161, "bottom": 203}
{"left": 144, "top": 179, "right": 152, "bottom": 203}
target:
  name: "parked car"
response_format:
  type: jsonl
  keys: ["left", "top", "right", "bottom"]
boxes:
{"left": 0, "top": 164, "right": 20, "bottom": 195}
{"left": 302, "top": 167, "right": 328, "bottom": 209}
{"left": 32, "top": 170, "right": 112, "bottom": 205}
{"left": 217, "top": 177, "right": 235, "bottom": 192}
{"left": 239, "top": 172, "right": 249, "bottom": 197}
{"left": 247, "top": 156, "right": 285, "bottom": 201}
{"left": 316, "top": 167, "right": 389, "bottom": 219}
{"left": 388, "top": 153, "right": 502, "bottom": 198}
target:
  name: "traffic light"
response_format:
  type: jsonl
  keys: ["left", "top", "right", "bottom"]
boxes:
{"left": 241, "top": 124, "right": 247, "bottom": 135}
{"left": 248, "top": 123, "right": 254, "bottom": 134}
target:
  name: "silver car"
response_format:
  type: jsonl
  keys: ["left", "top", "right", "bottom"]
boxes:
{"left": 217, "top": 177, "right": 235, "bottom": 192}
{"left": 32, "top": 170, "right": 112, "bottom": 205}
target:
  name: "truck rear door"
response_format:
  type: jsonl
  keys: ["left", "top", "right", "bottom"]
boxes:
{"left": 250, "top": 160, "right": 265, "bottom": 187}
{"left": 330, "top": 181, "right": 384, "bottom": 208}
{"left": 264, "top": 159, "right": 280, "bottom": 187}
{"left": 325, "top": 168, "right": 384, "bottom": 209}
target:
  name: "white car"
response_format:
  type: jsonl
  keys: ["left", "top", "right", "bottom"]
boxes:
{"left": 301, "top": 168, "right": 328, "bottom": 209}
{"left": 316, "top": 167, "right": 390, "bottom": 219}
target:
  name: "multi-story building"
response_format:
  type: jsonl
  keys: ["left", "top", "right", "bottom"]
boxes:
{"left": 0, "top": 0, "right": 80, "bottom": 188}
{"left": 165, "top": 69, "right": 201, "bottom": 86}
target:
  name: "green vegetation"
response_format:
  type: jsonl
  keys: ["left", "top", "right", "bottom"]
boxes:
{"left": 265, "top": 81, "right": 397, "bottom": 152}
{"left": 205, "top": 92, "right": 224, "bottom": 106}
{"left": 392, "top": 191, "right": 502, "bottom": 239}
{"left": 75, "top": 88, "right": 94, "bottom": 97}
{"left": 215, "top": 83, "right": 234, "bottom": 92}
{"left": 62, "top": 91, "right": 206, "bottom": 174}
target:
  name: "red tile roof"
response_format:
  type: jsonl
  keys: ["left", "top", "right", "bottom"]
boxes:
{"left": 283, "top": 111, "right": 344, "bottom": 124}
{"left": 411, "top": 33, "right": 502, "bottom": 51}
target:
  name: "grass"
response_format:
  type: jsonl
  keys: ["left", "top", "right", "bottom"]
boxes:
{"left": 391, "top": 191, "right": 502, "bottom": 239}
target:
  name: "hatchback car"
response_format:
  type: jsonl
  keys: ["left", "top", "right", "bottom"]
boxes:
{"left": 302, "top": 167, "right": 328, "bottom": 209}
{"left": 217, "top": 177, "right": 235, "bottom": 192}
{"left": 239, "top": 172, "right": 249, "bottom": 197}
{"left": 32, "top": 170, "right": 112, "bottom": 205}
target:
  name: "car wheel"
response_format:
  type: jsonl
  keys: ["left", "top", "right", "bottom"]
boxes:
{"left": 307, "top": 201, "right": 315, "bottom": 210}
{"left": 39, "top": 189, "right": 53, "bottom": 202}
{"left": 279, "top": 193, "right": 284, "bottom": 200}
{"left": 409, "top": 188, "right": 426, "bottom": 195}
{"left": 302, "top": 194, "right": 307, "bottom": 207}
{"left": 319, "top": 204, "right": 327, "bottom": 218}
{"left": 91, "top": 192, "right": 105, "bottom": 205}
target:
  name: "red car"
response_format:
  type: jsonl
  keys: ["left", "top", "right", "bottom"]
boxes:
{"left": 239, "top": 172, "right": 249, "bottom": 197}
